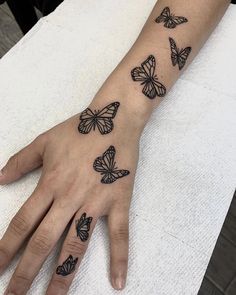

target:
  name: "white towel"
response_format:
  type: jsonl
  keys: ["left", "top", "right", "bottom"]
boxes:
{"left": 0, "top": 1, "right": 236, "bottom": 294}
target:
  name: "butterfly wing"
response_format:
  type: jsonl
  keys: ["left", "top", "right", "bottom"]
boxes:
{"left": 93, "top": 145, "right": 115, "bottom": 173}
{"left": 131, "top": 66, "right": 149, "bottom": 83}
{"left": 169, "top": 37, "right": 179, "bottom": 66}
{"left": 78, "top": 108, "right": 95, "bottom": 134}
{"left": 142, "top": 78, "right": 166, "bottom": 99}
{"left": 155, "top": 7, "right": 170, "bottom": 23}
{"left": 141, "top": 55, "right": 156, "bottom": 78}
{"left": 177, "top": 47, "right": 192, "bottom": 70}
{"left": 96, "top": 102, "right": 120, "bottom": 118}
{"left": 76, "top": 213, "right": 93, "bottom": 242}
{"left": 101, "top": 170, "right": 130, "bottom": 184}
{"left": 165, "top": 15, "right": 188, "bottom": 28}
{"left": 96, "top": 117, "right": 114, "bottom": 134}
{"left": 93, "top": 102, "right": 120, "bottom": 134}
{"left": 56, "top": 255, "right": 78, "bottom": 276}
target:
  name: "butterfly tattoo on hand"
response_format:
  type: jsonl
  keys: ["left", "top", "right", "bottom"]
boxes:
{"left": 131, "top": 55, "right": 166, "bottom": 99}
{"left": 155, "top": 7, "right": 188, "bottom": 29}
{"left": 56, "top": 255, "right": 78, "bottom": 276}
{"left": 169, "top": 37, "right": 191, "bottom": 70}
{"left": 75, "top": 212, "right": 93, "bottom": 242}
{"left": 93, "top": 145, "right": 130, "bottom": 184}
{"left": 78, "top": 102, "right": 120, "bottom": 135}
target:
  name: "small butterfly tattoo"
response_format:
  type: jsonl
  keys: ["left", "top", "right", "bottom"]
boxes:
{"left": 56, "top": 255, "right": 78, "bottom": 276}
{"left": 131, "top": 55, "right": 166, "bottom": 99}
{"left": 75, "top": 212, "right": 93, "bottom": 242}
{"left": 93, "top": 145, "right": 130, "bottom": 184}
{"left": 78, "top": 102, "right": 120, "bottom": 135}
{"left": 169, "top": 37, "right": 191, "bottom": 70}
{"left": 155, "top": 7, "right": 188, "bottom": 29}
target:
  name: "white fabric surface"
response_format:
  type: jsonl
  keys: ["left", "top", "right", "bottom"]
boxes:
{"left": 0, "top": 0, "right": 236, "bottom": 294}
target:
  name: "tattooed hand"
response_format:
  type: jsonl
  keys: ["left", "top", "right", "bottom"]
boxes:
{"left": 0, "top": 87, "right": 143, "bottom": 294}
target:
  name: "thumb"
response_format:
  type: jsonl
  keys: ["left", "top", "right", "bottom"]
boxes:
{"left": 0, "top": 134, "right": 46, "bottom": 185}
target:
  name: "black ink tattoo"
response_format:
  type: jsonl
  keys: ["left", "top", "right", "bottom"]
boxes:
{"left": 131, "top": 55, "right": 166, "bottom": 99}
{"left": 93, "top": 145, "right": 130, "bottom": 184}
{"left": 155, "top": 7, "right": 188, "bottom": 29}
{"left": 56, "top": 255, "right": 78, "bottom": 276}
{"left": 75, "top": 212, "right": 93, "bottom": 242}
{"left": 169, "top": 37, "right": 191, "bottom": 70}
{"left": 78, "top": 102, "right": 120, "bottom": 135}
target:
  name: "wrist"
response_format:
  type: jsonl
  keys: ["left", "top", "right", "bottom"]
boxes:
{"left": 90, "top": 66, "right": 158, "bottom": 135}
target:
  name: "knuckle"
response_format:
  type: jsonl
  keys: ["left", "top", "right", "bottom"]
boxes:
{"left": 48, "top": 278, "right": 69, "bottom": 293}
{"left": 9, "top": 209, "right": 30, "bottom": 236}
{"left": 65, "top": 237, "right": 85, "bottom": 257}
{"left": 28, "top": 230, "right": 52, "bottom": 255}
{"left": 12, "top": 272, "right": 32, "bottom": 285}
{"left": 34, "top": 132, "right": 48, "bottom": 145}
{"left": 8, "top": 153, "right": 22, "bottom": 174}
{"left": 0, "top": 246, "right": 10, "bottom": 263}
{"left": 111, "top": 227, "right": 129, "bottom": 242}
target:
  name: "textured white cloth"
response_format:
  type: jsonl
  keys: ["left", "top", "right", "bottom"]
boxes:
{"left": 0, "top": 0, "right": 236, "bottom": 294}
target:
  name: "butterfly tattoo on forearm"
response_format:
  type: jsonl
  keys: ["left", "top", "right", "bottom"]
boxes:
{"left": 93, "top": 145, "right": 130, "bottom": 184}
{"left": 75, "top": 212, "right": 93, "bottom": 242}
{"left": 155, "top": 7, "right": 188, "bottom": 29}
{"left": 131, "top": 55, "right": 166, "bottom": 99}
{"left": 56, "top": 255, "right": 78, "bottom": 276}
{"left": 78, "top": 102, "right": 120, "bottom": 135}
{"left": 169, "top": 37, "right": 191, "bottom": 70}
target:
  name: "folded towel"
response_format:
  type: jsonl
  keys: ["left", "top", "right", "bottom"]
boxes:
{"left": 0, "top": 1, "right": 236, "bottom": 294}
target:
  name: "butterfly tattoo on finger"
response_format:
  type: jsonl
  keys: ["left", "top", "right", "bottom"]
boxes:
{"left": 94, "top": 145, "right": 130, "bottom": 184}
{"left": 169, "top": 37, "right": 191, "bottom": 70}
{"left": 56, "top": 255, "right": 78, "bottom": 276}
{"left": 75, "top": 212, "right": 93, "bottom": 242}
{"left": 155, "top": 7, "right": 188, "bottom": 29}
{"left": 78, "top": 102, "right": 120, "bottom": 135}
{"left": 131, "top": 55, "right": 166, "bottom": 99}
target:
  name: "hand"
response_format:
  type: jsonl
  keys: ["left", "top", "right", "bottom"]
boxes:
{"left": 0, "top": 75, "right": 145, "bottom": 294}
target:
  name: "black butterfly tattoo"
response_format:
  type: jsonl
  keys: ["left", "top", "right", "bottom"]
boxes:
{"left": 93, "top": 145, "right": 130, "bottom": 184}
{"left": 56, "top": 255, "right": 78, "bottom": 276}
{"left": 78, "top": 102, "right": 120, "bottom": 135}
{"left": 75, "top": 212, "right": 93, "bottom": 242}
{"left": 155, "top": 7, "right": 188, "bottom": 29}
{"left": 169, "top": 37, "right": 191, "bottom": 70}
{"left": 131, "top": 55, "right": 166, "bottom": 99}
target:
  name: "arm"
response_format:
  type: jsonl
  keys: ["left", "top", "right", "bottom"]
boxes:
{"left": 93, "top": 0, "right": 231, "bottom": 128}
{"left": 0, "top": 1, "right": 231, "bottom": 294}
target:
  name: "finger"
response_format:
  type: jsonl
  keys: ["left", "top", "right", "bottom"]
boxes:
{"left": 4, "top": 199, "right": 76, "bottom": 295}
{"left": 0, "top": 183, "right": 53, "bottom": 275}
{"left": 0, "top": 134, "right": 46, "bottom": 185}
{"left": 108, "top": 205, "right": 129, "bottom": 291}
{"left": 46, "top": 207, "right": 98, "bottom": 295}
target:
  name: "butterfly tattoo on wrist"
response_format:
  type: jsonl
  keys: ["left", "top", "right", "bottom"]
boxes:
{"left": 78, "top": 102, "right": 120, "bottom": 135}
{"left": 75, "top": 212, "right": 93, "bottom": 242}
{"left": 56, "top": 255, "right": 78, "bottom": 276}
{"left": 155, "top": 7, "right": 188, "bottom": 29}
{"left": 93, "top": 145, "right": 130, "bottom": 184}
{"left": 131, "top": 55, "right": 166, "bottom": 99}
{"left": 169, "top": 37, "right": 191, "bottom": 70}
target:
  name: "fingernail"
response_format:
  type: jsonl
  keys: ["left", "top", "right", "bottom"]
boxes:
{"left": 114, "top": 277, "right": 125, "bottom": 290}
{"left": 7, "top": 293, "right": 15, "bottom": 295}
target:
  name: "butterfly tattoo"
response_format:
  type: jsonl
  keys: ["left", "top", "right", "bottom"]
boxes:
{"left": 75, "top": 212, "right": 93, "bottom": 242}
{"left": 78, "top": 102, "right": 120, "bottom": 135}
{"left": 131, "top": 55, "right": 166, "bottom": 99}
{"left": 169, "top": 37, "right": 191, "bottom": 70}
{"left": 56, "top": 255, "right": 78, "bottom": 276}
{"left": 155, "top": 7, "right": 188, "bottom": 29}
{"left": 93, "top": 145, "right": 130, "bottom": 184}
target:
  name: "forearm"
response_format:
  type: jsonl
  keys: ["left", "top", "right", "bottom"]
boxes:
{"left": 90, "top": 0, "right": 230, "bottom": 133}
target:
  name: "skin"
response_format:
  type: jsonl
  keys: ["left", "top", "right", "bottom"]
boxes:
{"left": 0, "top": 0, "right": 231, "bottom": 294}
